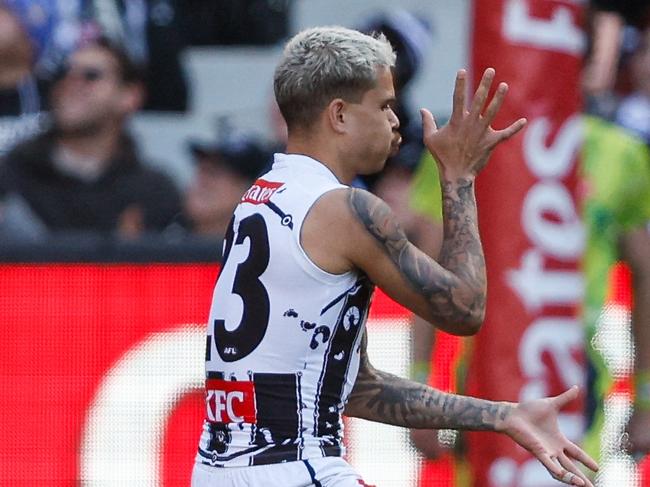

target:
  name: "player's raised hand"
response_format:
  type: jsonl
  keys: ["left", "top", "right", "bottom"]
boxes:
{"left": 420, "top": 68, "right": 527, "bottom": 181}
{"left": 499, "top": 386, "right": 599, "bottom": 486}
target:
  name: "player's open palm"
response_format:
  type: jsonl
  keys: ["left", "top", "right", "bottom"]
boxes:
{"left": 420, "top": 68, "right": 527, "bottom": 180}
{"left": 502, "top": 386, "right": 599, "bottom": 486}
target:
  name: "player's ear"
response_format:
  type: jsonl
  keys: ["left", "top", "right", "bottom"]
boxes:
{"left": 327, "top": 98, "right": 347, "bottom": 134}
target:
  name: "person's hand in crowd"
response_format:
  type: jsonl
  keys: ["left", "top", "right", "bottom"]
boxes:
{"left": 409, "top": 428, "right": 448, "bottom": 460}
{"left": 625, "top": 409, "right": 650, "bottom": 456}
{"left": 581, "top": 10, "right": 624, "bottom": 96}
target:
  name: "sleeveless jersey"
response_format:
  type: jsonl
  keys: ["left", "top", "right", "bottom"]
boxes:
{"left": 196, "top": 153, "right": 375, "bottom": 468}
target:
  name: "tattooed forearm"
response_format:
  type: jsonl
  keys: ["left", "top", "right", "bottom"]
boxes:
{"left": 438, "top": 178, "right": 486, "bottom": 318}
{"left": 346, "top": 336, "right": 512, "bottom": 430}
{"left": 346, "top": 370, "right": 511, "bottom": 430}
{"left": 348, "top": 182, "right": 486, "bottom": 328}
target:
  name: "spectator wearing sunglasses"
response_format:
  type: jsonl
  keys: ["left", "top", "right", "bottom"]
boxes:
{"left": 0, "top": 37, "right": 182, "bottom": 241}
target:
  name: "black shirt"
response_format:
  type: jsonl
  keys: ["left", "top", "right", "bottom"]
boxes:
{"left": 0, "top": 130, "right": 182, "bottom": 234}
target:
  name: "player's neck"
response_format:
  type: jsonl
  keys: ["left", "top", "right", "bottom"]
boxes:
{"left": 286, "top": 137, "right": 355, "bottom": 184}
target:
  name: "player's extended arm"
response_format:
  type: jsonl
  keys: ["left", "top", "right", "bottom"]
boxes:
{"left": 345, "top": 333, "right": 599, "bottom": 486}
{"left": 622, "top": 226, "right": 650, "bottom": 453}
{"left": 345, "top": 69, "right": 526, "bottom": 334}
{"left": 348, "top": 186, "right": 484, "bottom": 333}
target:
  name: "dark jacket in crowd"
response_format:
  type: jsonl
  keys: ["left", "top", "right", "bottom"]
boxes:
{"left": 0, "top": 130, "right": 182, "bottom": 235}
{"left": 591, "top": 0, "right": 650, "bottom": 26}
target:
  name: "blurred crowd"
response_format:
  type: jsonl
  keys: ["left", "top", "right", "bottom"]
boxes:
{"left": 0, "top": 0, "right": 291, "bottom": 243}
{"left": 0, "top": 1, "right": 436, "bottom": 246}
{"left": 0, "top": 0, "right": 647, "bottom": 248}
{"left": 583, "top": 0, "right": 650, "bottom": 143}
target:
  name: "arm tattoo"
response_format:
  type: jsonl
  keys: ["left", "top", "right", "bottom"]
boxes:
{"left": 346, "top": 333, "right": 511, "bottom": 430}
{"left": 438, "top": 179, "right": 486, "bottom": 316}
{"left": 348, "top": 180, "right": 486, "bottom": 326}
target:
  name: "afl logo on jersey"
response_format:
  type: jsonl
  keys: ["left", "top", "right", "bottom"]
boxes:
{"left": 241, "top": 179, "right": 284, "bottom": 205}
{"left": 343, "top": 306, "right": 360, "bottom": 331}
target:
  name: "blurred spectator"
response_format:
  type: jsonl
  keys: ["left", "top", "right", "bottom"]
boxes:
{"left": 0, "top": 37, "right": 181, "bottom": 240}
{"left": 359, "top": 9, "right": 432, "bottom": 190}
{"left": 4, "top": 0, "right": 82, "bottom": 77}
{"left": 580, "top": 115, "right": 650, "bottom": 463}
{"left": 182, "top": 134, "right": 270, "bottom": 237}
{"left": 5, "top": 0, "right": 188, "bottom": 112}
{"left": 0, "top": 5, "right": 48, "bottom": 156}
{"left": 582, "top": 5, "right": 625, "bottom": 100}
{"left": 583, "top": 1, "right": 649, "bottom": 93}
{"left": 590, "top": 0, "right": 650, "bottom": 28}
{"left": 91, "top": 0, "right": 189, "bottom": 112}
{"left": 267, "top": 97, "right": 288, "bottom": 152}
{"left": 178, "top": 0, "right": 291, "bottom": 46}
{"left": 581, "top": 14, "right": 650, "bottom": 468}
{"left": 582, "top": 0, "right": 650, "bottom": 115}
{"left": 615, "top": 27, "right": 650, "bottom": 144}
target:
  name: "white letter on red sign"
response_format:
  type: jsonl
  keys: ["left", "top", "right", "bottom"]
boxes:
{"left": 507, "top": 249, "right": 584, "bottom": 311}
{"left": 503, "top": 0, "right": 585, "bottom": 54}
{"left": 522, "top": 182, "right": 584, "bottom": 260}
{"left": 525, "top": 116, "right": 583, "bottom": 180}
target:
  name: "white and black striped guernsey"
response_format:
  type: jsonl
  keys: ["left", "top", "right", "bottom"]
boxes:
{"left": 196, "top": 153, "right": 375, "bottom": 468}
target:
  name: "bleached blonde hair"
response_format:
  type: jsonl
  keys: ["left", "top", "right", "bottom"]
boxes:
{"left": 273, "top": 26, "right": 396, "bottom": 131}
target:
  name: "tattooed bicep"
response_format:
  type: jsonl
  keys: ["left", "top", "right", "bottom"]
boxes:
{"left": 348, "top": 188, "right": 409, "bottom": 261}
{"left": 348, "top": 188, "right": 454, "bottom": 299}
{"left": 348, "top": 188, "right": 410, "bottom": 256}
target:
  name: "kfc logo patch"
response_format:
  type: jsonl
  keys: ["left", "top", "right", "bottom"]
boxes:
{"left": 205, "top": 379, "right": 257, "bottom": 424}
{"left": 242, "top": 180, "right": 284, "bottom": 205}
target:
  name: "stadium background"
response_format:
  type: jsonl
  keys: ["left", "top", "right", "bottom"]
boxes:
{"left": 0, "top": 0, "right": 646, "bottom": 486}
